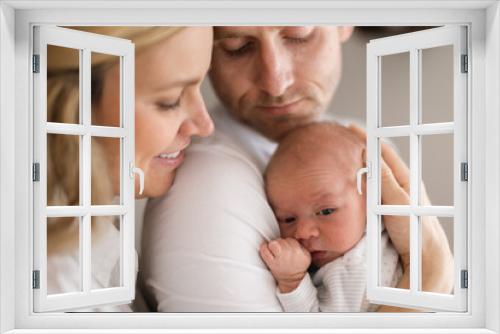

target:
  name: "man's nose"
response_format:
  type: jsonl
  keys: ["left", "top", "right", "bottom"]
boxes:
{"left": 294, "top": 218, "right": 320, "bottom": 241}
{"left": 256, "top": 40, "right": 294, "bottom": 98}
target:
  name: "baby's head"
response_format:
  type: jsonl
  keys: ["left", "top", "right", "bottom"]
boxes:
{"left": 265, "top": 122, "right": 366, "bottom": 268}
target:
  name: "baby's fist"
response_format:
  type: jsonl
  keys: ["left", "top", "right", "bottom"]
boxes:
{"left": 259, "top": 238, "right": 311, "bottom": 293}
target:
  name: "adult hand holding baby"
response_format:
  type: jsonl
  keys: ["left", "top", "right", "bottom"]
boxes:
{"left": 348, "top": 124, "right": 454, "bottom": 306}
{"left": 260, "top": 238, "right": 312, "bottom": 293}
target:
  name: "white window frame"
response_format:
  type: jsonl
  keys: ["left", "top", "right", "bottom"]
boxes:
{"left": 32, "top": 26, "right": 136, "bottom": 312}
{"left": 365, "top": 26, "right": 468, "bottom": 312}
{"left": 0, "top": 1, "right": 498, "bottom": 333}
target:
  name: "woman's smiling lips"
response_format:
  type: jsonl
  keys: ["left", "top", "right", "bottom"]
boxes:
{"left": 154, "top": 149, "right": 185, "bottom": 168}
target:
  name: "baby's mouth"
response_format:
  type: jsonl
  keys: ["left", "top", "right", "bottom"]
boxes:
{"left": 310, "top": 250, "right": 327, "bottom": 258}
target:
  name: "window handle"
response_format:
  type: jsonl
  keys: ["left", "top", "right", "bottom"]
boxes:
{"left": 129, "top": 163, "right": 145, "bottom": 195}
{"left": 356, "top": 162, "right": 371, "bottom": 195}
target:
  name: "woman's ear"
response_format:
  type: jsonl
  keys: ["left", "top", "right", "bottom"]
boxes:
{"left": 338, "top": 26, "right": 354, "bottom": 43}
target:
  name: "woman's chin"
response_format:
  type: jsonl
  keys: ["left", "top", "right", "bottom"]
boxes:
{"left": 140, "top": 171, "right": 175, "bottom": 198}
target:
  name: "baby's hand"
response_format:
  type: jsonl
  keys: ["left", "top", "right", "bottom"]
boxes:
{"left": 259, "top": 238, "right": 311, "bottom": 293}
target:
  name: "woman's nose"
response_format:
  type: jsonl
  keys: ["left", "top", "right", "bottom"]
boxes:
{"left": 180, "top": 92, "right": 214, "bottom": 138}
{"left": 294, "top": 218, "right": 320, "bottom": 241}
{"left": 256, "top": 40, "right": 294, "bottom": 98}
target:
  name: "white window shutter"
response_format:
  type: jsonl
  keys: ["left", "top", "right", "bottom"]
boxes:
{"left": 33, "top": 26, "right": 136, "bottom": 312}
{"left": 366, "top": 26, "right": 467, "bottom": 312}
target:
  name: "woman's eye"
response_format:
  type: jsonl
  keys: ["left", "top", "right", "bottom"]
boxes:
{"left": 317, "top": 208, "right": 336, "bottom": 216}
{"left": 280, "top": 216, "right": 296, "bottom": 224}
{"left": 224, "top": 42, "right": 254, "bottom": 57}
{"left": 156, "top": 99, "right": 180, "bottom": 111}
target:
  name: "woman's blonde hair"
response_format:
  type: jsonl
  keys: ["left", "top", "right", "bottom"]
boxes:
{"left": 47, "top": 27, "right": 183, "bottom": 253}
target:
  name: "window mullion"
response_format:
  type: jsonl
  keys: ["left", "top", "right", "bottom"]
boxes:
{"left": 409, "top": 48, "right": 421, "bottom": 293}
{"left": 81, "top": 48, "right": 92, "bottom": 294}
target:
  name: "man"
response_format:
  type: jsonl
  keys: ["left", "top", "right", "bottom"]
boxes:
{"left": 140, "top": 26, "right": 452, "bottom": 312}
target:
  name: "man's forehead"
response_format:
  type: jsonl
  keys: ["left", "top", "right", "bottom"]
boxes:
{"left": 214, "top": 26, "right": 311, "bottom": 40}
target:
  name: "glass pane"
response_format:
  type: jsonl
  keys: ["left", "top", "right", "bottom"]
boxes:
{"left": 47, "top": 45, "right": 80, "bottom": 124}
{"left": 379, "top": 137, "right": 410, "bottom": 205}
{"left": 47, "top": 216, "right": 81, "bottom": 294}
{"left": 420, "top": 216, "right": 454, "bottom": 295}
{"left": 420, "top": 134, "right": 453, "bottom": 206}
{"left": 47, "top": 134, "right": 80, "bottom": 206}
{"left": 380, "top": 52, "right": 410, "bottom": 127}
{"left": 421, "top": 45, "right": 454, "bottom": 124}
{"left": 379, "top": 215, "right": 408, "bottom": 290}
{"left": 91, "top": 137, "right": 121, "bottom": 205}
{"left": 91, "top": 216, "right": 121, "bottom": 289}
{"left": 91, "top": 52, "right": 121, "bottom": 127}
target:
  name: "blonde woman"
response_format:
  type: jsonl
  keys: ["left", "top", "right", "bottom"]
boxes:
{"left": 46, "top": 27, "right": 214, "bottom": 311}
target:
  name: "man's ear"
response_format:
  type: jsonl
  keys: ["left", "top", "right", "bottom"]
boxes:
{"left": 338, "top": 26, "right": 354, "bottom": 43}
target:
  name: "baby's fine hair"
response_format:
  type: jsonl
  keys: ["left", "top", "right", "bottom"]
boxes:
{"left": 265, "top": 121, "right": 366, "bottom": 184}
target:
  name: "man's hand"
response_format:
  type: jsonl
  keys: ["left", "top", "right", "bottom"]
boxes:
{"left": 348, "top": 124, "right": 454, "bottom": 298}
{"left": 259, "top": 238, "right": 311, "bottom": 293}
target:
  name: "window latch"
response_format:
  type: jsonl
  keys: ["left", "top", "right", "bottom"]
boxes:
{"left": 129, "top": 163, "right": 145, "bottom": 195}
{"left": 356, "top": 162, "right": 371, "bottom": 195}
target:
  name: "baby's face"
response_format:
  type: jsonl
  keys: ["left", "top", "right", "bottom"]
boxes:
{"left": 266, "top": 158, "right": 366, "bottom": 268}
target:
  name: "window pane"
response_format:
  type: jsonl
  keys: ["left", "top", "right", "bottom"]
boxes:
{"left": 47, "top": 217, "right": 81, "bottom": 294}
{"left": 379, "top": 137, "right": 410, "bottom": 205}
{"left": 420, "top": 134, "right": 454, "bottom": 206}
{"left": 91, "top": 137, "right": 121, "bottom": 205}
{"left": 380, "top": 52, "right": 410, "bottom": 127}
{"left": 420, "top": 216, "right": 454, "bottom": 295}
{"left": 47, "top": 45, "right": 80, "bottom": 124}
{"left": 47, "top": 134, "right": 80, "bottom": 206}
{"left": 91, "top": 52, "right": 121, "bottom": 127}
{"left": 420, "top": 45, "right": 454, "bottom": 124}
{"left": 379, "top": 215, "right": 408, "bottom": 290}
{"left": 91, "top": 216, "right": 122, "bottom": 289}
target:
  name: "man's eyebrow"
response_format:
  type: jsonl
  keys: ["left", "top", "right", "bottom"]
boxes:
{"left": 213, "top": 30, "right": 248, "bottom": 40}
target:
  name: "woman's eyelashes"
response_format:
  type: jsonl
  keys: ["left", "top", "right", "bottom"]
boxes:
{"left": 155, "top": 99, "right": 181, "bottom": 111}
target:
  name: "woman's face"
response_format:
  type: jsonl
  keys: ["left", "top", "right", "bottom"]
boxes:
{"left": 94, "top": 27, "right": 214, "bottom": 198}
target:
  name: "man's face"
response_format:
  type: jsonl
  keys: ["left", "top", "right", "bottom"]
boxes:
{"left": 210, "top": 26, "right": 353, "bottom": 140}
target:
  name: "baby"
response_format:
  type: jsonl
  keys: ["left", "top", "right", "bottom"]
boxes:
{"left": 260, "top": 122, "right": 402, "bottom": 312}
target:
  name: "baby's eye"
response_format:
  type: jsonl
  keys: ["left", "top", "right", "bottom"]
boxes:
{"left": 316, "top": 208, "right": 336, "bottom": 216}
{"left": 280, "top": 216, "right": 296, "bottom": 224}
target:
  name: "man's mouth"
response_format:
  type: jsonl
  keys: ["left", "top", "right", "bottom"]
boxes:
{"left": 257, "top": 99, "right": 302, "bottom": 116}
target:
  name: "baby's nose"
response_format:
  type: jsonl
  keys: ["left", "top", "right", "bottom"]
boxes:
{"left": 294, "top": 218, "right": 320, "bottom": 241}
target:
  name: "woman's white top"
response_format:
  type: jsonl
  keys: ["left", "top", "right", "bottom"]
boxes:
{"left": 47, "top": 218, "right": 133, "bottom": 312}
